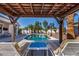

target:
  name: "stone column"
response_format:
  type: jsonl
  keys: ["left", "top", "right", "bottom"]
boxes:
{"left": 66, "top": 13, "right": 75, "bottom": 39}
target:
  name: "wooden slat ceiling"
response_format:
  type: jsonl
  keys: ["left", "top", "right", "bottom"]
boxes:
{"left": 0, "top": 3, "right": 79, "bottom": 17}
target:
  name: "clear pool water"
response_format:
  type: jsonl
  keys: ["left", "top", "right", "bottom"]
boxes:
{"left": 29, "top": 42, "right": 47, "bottom": 48}
{"left": 26, "top": 42, "right": 53, "bottom": 56}
{"left": 24, "top": 34, "right": 48, "bottom": 41}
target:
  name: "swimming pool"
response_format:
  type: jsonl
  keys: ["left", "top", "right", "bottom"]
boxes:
{"left": 26, "top": 42, "right": 53, "bottom": 56}
{"left": 28, "top": 42, "right": 48, "bottom": 49}
{"left": 24, "top": 34, "right": 48, "bottom": 41}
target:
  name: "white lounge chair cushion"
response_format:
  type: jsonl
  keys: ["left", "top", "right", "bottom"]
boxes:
{"left": 18, "top": 39, "right": 27, "bottom": 48}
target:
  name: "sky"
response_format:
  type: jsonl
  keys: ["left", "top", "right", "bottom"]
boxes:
{"left": 18, "top": 17, "right": 60, "bottom": 28}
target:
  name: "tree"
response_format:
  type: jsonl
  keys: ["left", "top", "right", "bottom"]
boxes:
{"left": 28, "top": 24, "right": 34, "bottom": 33}
{"left": 43, "top": 20, "right": 48, "bottom": 33}
{"left": 49, "top": 23, "right": 54, "bottom": 36}
{"left": 18, "top": 28, "right": 22, "bottom": 34}
{"left": 24, "top": 27, "right": 28, "bottom": 30}
{"left": 53, "top": 27, "right": 57, "bottom": 33}
{"left": 34, "top": 21, "right": 42, "bottom": 33}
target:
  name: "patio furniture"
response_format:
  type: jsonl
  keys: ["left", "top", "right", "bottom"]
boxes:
{"left": 15, "top": 39, "right": 29, "bottom": 55}
{"left": 59, "top": 40, "right": 79, "bottom": 56}
{"left": 53, "top": 39, "right": 68, "bottom": 55}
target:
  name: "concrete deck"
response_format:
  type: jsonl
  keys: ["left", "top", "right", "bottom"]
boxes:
{"left": 60, "top": 42, "right": 79, "bottom": 56}
{"left": 0, "top": 42, "right": 20, "bottom": 56}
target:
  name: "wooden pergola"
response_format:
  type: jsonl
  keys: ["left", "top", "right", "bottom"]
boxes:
{"left": 0, "top": 3, "right": 79, "bottom": 44}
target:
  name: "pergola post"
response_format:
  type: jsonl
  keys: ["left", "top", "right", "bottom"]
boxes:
{"left": 12, "top": 22, "right": 16, "bottom": 42}
{"left": 59, "top": 19, "right": 63, "bottom": 44}
{"left": 55, "top": 17, "right": 64, "bottom": 44}
{"left": 78, "top": 17, "right": 79, "bottom": 35}
{"left": 9, "top": 17, "right": 19, "bottom": 42}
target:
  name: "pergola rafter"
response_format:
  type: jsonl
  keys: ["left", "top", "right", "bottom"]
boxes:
{"left": 0, "top": 5, "right": 15, "bottom": 17}
{"left": 41, "top": 3, "right": 44, "bottom": 14}
{"left": 48, "top": 4, "right": 55, "bottom": 15}
{"left": 30, "top": 3, "right": 34, "bottom": 15}
{"left": 54, "top": 4, "right": 66, "bottom": 16}
{"left": 5, "top": 4, "right": 20, "bottom": 15}
{"left": 17, "top": 3, "right": 26, "bottom": 15}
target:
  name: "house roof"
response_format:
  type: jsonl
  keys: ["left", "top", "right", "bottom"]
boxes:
{"left": 0, "top": 16, "right": 11, "bottom": 23}
{"left": 0, "top": 3, "right": 79, "bottom": 17}
{"left": 0, "top": 15, "right": 20, "bottom": 25}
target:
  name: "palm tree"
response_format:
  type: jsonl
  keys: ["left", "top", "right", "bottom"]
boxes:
{"left": 34, "top": 21, "right": 42, "bottom": 33}
{"left": 18, "top": 28, "right": 22, "bottom": 34}
{"left": 43, "top": 20, "right": 48, "bottom": 33}
{"left": 39, "top": 22, "right": 43, "bottom": 33}
{"left": 24, "top": 27, "right": 28, "bottom": 30}
{"left": 49, "top": 23, "right": 54, "bottom": 36}
{"left": 28, "top": 24, "right": 34, "bottom": 33}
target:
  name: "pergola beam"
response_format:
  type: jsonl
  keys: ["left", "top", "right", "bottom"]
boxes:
{"left": 15, "top": 14, "right": 57, "bottom": 17}
{"left": 30, "top": 3, "right": 34, "bottom": 15}
{"left": 61, "top": 4, "right": 79, "bottom": 18}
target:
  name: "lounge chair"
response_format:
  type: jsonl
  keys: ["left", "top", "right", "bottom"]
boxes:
{"left": 53, "top": 39, "right": 68, "bottom": 55}
{"left": 15, "top": 39, "right": 29, "bottom": 56}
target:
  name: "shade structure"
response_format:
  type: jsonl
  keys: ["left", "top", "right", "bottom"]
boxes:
{"left": 0, "top": 3, "right": 79, "bottom": 17}
{"left": 0, "top": 3, "right": 79, "bottom": 43}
